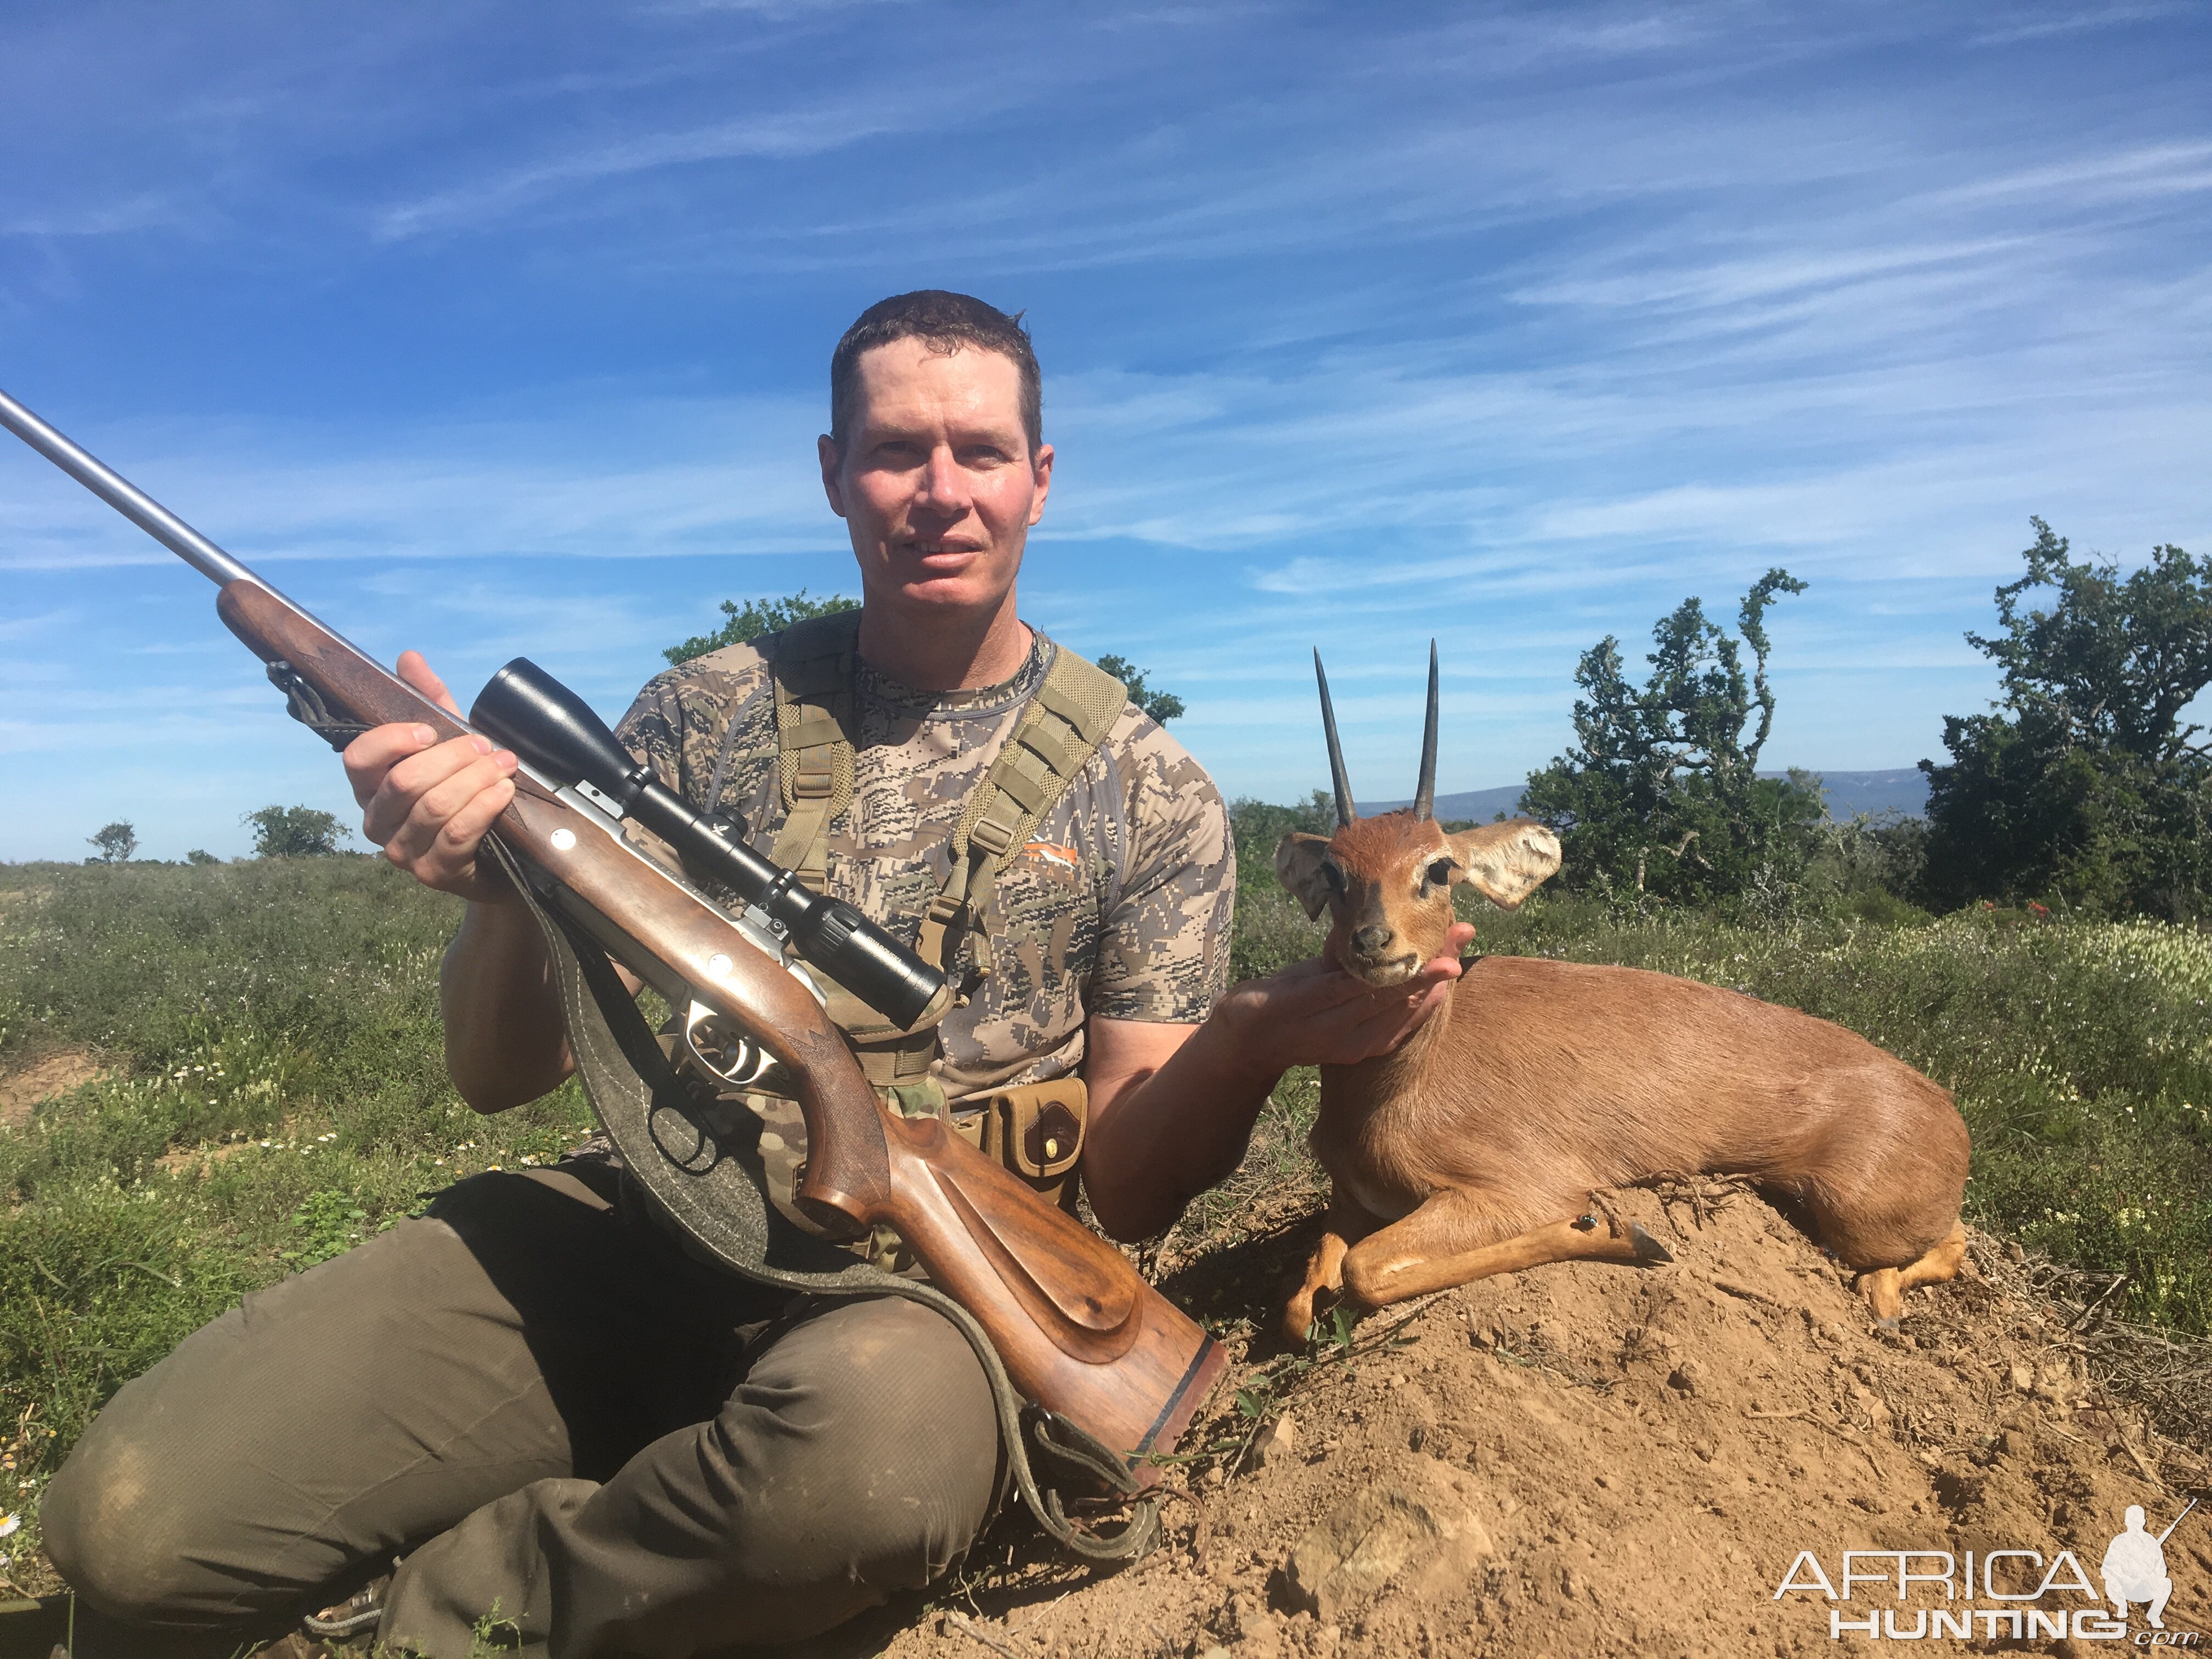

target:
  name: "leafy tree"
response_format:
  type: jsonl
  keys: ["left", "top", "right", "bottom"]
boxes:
{"left": 1921, "top": 520, "right": 2212, "bottom": 917}
{"left": 1521, "top": 569, "right": 1822, "bottom": 905}
{"left": 1094, "top": 654, "right": 1186, "bottom": 723}
{"left": 664, "top": 589, "right": 858, "bottom": 667}
{"left": 185, "top": 849, "right": 220, "bottom": 866}
{"left": 86, "top": 821, "right": 137, "bottom": 864}
{"left": 244, "top": 805, "right": 351, "bottom": 859}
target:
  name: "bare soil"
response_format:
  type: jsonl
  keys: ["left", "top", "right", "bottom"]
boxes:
{"left": 0, "top": 1047, "right": 105, "bottom": 1131}
{"left": 817, "top": 1182, "right": 2211, "bottom": 1659}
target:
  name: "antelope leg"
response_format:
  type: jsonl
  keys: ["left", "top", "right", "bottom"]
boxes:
{"left": 1281, "top": 1195, "right": 1378, "bottom": 1345}
{"left": 1854, "top": 1220, "right": 1968, "bottom": 1324}
{"left": 1342, "top": 1194, "right": 1673, "bottom": 1310}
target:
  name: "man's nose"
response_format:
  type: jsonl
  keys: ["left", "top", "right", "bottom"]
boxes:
{"left": 918, "top": 447, "right": 970, "bottom": 511}
{"left": 1352, "top": 923, "right": 1393, "bottom": 955}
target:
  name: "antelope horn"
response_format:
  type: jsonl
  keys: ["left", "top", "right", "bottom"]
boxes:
{"left": 1413, "top": 639, "right": 1439, "bottom": 822}
{"left": 1314, "top": 649, "right": 1356, "bottom": 827}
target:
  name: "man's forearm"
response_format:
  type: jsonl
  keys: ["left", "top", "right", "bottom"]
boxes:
{"left": 439, "top": 896, "right": 574, "bottom": 1113}
{"left": 1082, "top": 1008, "right": 1281, "bottom": 1243}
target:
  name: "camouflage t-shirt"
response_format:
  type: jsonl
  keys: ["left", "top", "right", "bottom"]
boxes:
{"left": 613, "top": 626, "right": 1234, "bottom": 1100}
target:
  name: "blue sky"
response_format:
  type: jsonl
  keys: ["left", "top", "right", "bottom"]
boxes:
{"left": 2, "top": 1, "right": 2207, "bottom": 861}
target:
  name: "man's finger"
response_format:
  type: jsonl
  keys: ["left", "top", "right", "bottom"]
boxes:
{"left": 405, "top": 752, "right": 518, "bottom": 846}
{"left": 432, "top": 776, "right": 516, "bottom": 864}
{"left": 364, "top": 735, "right": 498, "bottom": 844}
{"left": 1351, "top": 980, "right": 1451, "bottom": 1053}
{"left": 342, "top": 721, "right": 441, "bottom": 806}
{"left": 396, "top": 649, "right": 462, "bottom": 718}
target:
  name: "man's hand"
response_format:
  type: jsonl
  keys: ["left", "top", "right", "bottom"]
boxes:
{"left": 342, "top": 650, "right": 519, "bottom": 904}
{"left": 1213, "top": 921, "right": 1477, "bottom": 1069}
{"left": 1081, "top": 922, "right": 1476, "bottom": 1242}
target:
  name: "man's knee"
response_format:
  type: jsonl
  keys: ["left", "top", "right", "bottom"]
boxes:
{"left": 42, "top": 1415, "right": 214, "bottom": 1626}
{"left": 716, "top": 1296, "right": 999, "bottom": 1575}
{"left": 778, "top": 1295, "right": 995, "bottom": 1454}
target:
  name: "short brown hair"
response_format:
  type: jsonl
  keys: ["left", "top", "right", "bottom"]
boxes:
{"left": 830, "top": 290, "right": 1041, "bottom": 454}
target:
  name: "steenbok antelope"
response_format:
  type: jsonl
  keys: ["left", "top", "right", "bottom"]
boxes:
{"left": 1274, "top": 646, "right": 1970, "bottom": 1344}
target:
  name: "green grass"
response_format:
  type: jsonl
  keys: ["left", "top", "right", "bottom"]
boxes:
{"left": 0, "top": 859, "right": 595, "bottom": 1596}
{"left": 3, "top": 856, "right": 2210, "bottom": 1597}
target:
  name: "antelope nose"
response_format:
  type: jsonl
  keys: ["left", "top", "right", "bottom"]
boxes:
{"left": 1353, "top": 924, "right": 1393, "bottom": 955}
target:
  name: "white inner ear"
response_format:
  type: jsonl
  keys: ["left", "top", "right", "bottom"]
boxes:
{"left": 1447, "top": 822, "right": 1562, "bottom": 911}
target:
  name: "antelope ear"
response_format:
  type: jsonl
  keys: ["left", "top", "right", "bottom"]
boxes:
{"left": 1275, "top": 832, "right": 1337, "bottom": 921}
{"left": 1446, "top": 819, "right": 1561, "bottom": 910}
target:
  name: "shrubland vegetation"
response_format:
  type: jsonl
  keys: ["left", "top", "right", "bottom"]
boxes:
{"left": 1920, "top": 520, "right": 2212, "bottom": 919}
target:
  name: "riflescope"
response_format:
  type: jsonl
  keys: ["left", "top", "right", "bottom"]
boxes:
{"left": 472, "top": 658, "right": 951, "bottom": 1031}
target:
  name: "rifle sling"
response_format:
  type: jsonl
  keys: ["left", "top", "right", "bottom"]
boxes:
{"left": 478, "top": 832, "right": 1161, "bottom": 1564}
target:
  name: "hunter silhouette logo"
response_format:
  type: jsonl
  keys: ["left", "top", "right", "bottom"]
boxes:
{"left": 2104, "top": 1498, "right": 2196, "bottom": 1631}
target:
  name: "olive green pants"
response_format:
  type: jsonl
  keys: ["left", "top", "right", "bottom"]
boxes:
{"left": 40, "top": 1160, "right": 1000, "bottom": 1658}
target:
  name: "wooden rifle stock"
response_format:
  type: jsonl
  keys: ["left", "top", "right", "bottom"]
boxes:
{"left": 215, "top": 580, "right": 1224, "bottom": 1466}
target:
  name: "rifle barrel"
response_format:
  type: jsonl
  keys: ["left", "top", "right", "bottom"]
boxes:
{"left": 0, "top": 385, "right": 254, "bottom": 586}
{"left": 2157, "top": 1496, "right": 2198, "bottom": 1544}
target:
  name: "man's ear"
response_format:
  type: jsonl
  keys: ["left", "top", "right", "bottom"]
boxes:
{"left": 1274, "top": 832, "right": 1337, "bottom": 921}
{"left": 1445, "top": 820, "right": 1562, "bottom": 910}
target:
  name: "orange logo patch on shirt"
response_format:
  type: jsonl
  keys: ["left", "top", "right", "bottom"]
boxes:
{"left": 1022, "top": 841, "right": 1081, "bottom": 870}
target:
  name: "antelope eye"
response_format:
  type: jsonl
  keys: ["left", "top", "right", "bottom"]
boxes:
{"left": 1425, "top": 857, "right": 1454, "bottom": 888}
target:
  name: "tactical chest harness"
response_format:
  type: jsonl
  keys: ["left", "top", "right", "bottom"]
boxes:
{"left": 752, "top": 612, "right": 1127, "bottom": 1195}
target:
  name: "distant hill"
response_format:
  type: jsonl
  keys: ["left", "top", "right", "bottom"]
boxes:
{"left": 1361, "top": 768, "right": 1929, "bottom": 823}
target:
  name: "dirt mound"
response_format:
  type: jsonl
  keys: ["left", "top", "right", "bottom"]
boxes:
{"left": 855, "top": 1183, "right": 2211, "bottom": 1659}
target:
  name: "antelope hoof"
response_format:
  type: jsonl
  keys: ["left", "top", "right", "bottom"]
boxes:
{"left": 1628, "top": 1222, "right": 1674, "bottom": 1266}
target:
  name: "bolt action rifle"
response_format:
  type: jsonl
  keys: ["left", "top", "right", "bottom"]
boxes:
{"left": 0, "top": 387, "right": 1223, "bottom": 1535}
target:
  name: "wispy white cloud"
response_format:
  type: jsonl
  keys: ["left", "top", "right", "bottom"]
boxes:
{"left": 373, "top": 101, "right": 923, "bottom": 240}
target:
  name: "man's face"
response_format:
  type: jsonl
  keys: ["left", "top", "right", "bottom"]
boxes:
{"left": 819, "top": 338, "right": 1052, "bottom": 619}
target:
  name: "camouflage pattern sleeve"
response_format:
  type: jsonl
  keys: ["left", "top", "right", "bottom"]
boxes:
{"left": 1086, "top": 706, "right": 1237, "bottom": 1024}
{"left": 611, "top": 642, "right": 779, "bottom": 812}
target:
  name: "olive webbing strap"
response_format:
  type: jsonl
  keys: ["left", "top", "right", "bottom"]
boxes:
{"left": 766, "top": 613, "right": 863, "bottom": 887}
{"left": 760, "top": 626, "right": 1128, "bottom": 1081}
{"left": 913, "top": 648, "right": 1130, "bottom": 974}
{"left": 478, "top": 833, "right": 1161, "bottom": 1563}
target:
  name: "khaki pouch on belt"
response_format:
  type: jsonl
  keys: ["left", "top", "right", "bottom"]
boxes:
{"left": 950, "top": 1077, "right": 1088, "bottom": 1214}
